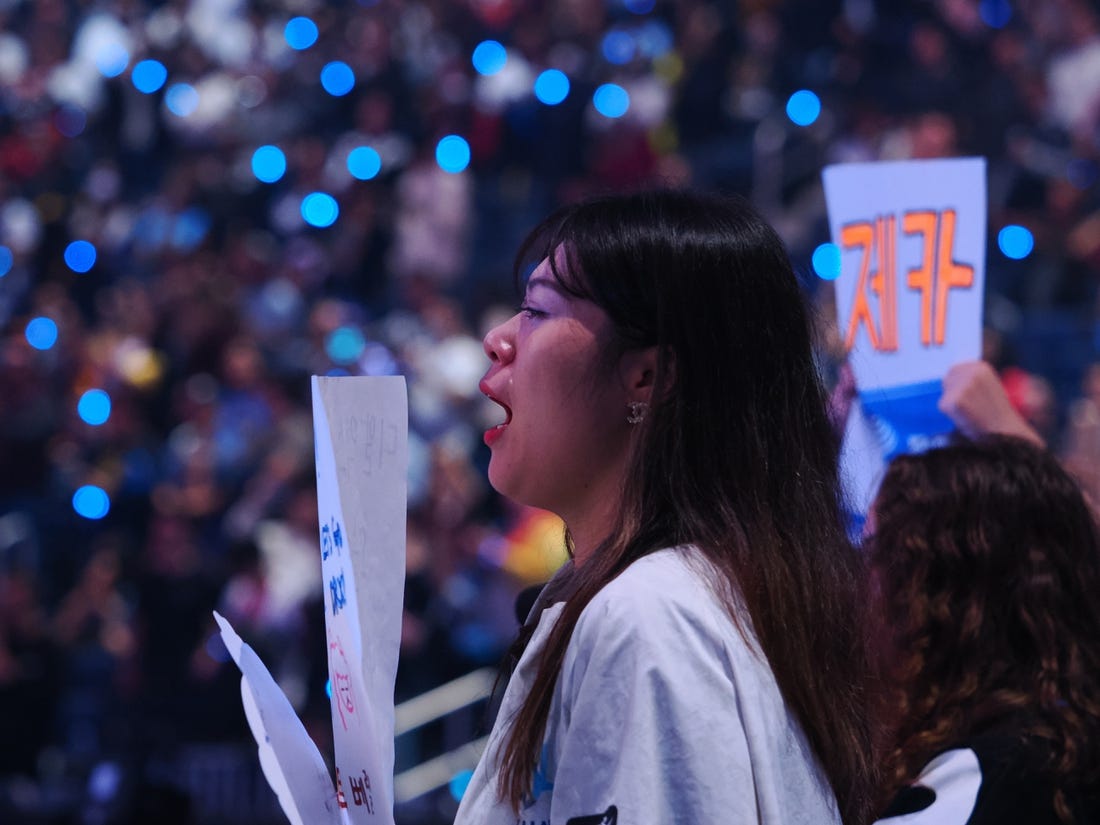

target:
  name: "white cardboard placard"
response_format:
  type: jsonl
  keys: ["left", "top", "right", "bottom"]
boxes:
{"left": 218, "top": 376, "right": 408, "bottom": 825}
{"left": 823, "top": 157, "right": 986, "bottom": 392}
{"left": 313, "top": 375, "right": 407, "bottom": 825}
{"left": 823, "top": 158, "right": 987, "bottom": 521}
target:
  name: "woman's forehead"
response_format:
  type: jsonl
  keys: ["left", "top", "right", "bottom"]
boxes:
{"left": 525, "top": 245, "right": 585, "bottom": 294}
{"left": 525, "top": 257, "right": 569, "bottom": 295}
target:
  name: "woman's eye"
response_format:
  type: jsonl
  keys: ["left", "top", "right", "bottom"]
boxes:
{"left": 517, "top": 304, "right": 545, "bottom": 318}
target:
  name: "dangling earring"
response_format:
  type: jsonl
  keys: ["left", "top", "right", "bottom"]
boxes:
{"left": 627, "top": 401, "right": 648, "bottom": 425}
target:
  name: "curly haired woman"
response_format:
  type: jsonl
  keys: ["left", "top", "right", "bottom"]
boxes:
{"left": 870, "top": 435, "right": 1100, "bottom": 824}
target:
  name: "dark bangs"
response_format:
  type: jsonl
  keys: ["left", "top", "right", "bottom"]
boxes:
{"left": 512, "top": 194, "right": 663, "bottom": 354}
{"left": 512, "top": 204, "right": 595, "bottom": 302}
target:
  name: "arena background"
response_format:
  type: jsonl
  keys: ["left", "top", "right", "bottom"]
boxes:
{"left": 2, "top": 0, "right": 1100, "bottom": 822}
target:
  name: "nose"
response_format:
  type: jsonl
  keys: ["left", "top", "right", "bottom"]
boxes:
{"left": 483, "top": 317, "right": 516, "bottom": 364}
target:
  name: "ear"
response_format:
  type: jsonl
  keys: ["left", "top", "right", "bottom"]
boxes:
{"left": 617, "top": 345, "right": 661, "bottom": 403}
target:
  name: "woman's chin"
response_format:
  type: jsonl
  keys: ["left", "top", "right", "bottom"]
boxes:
{"left": 485, "top": 460, "right": 512, "bottom": 499}
{"left": 487, "top": 463, "right": 538, "bottom": 510}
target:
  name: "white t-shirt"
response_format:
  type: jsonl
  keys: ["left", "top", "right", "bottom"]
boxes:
{"left": 454, "top": 547, "right": 840, "bottom": 825}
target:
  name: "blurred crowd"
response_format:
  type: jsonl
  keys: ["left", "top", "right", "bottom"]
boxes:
{"left": 3, "top": 0, "right": 1100, "bottom": 822}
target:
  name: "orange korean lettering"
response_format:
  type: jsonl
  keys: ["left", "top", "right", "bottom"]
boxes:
{"left": 840, "top": 221, "right": 881, "bottom": 351}
{"left": 869, "top": 215, "right": 899, "bottom": 351}
{"left": 884, "top": 213, "right": 898, "bottom": 350}
{"left": 933, "top": 209, "right": 974, "bottom": 346}
{"left": 903, "top": 210, "right": 937, "bottom": 347}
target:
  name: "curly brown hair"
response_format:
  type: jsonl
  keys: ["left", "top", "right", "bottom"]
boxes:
{"left": 869, "top": 436, "right": 1100, "bottom": 821}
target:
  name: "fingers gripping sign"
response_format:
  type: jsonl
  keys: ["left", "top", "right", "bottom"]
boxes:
{"left": 938, "top": 361, "right": 1044, "bottom": 446}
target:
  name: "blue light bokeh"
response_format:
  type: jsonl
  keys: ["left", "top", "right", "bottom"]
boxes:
{"left": 285, "top": 17, "right": 319, "bottom": 50}
{"left": 326, "top": 326, "right": 366, "bottom": 363}
{"left": 252, "top": 145, "right": 287, "bottom": 183}
{"left": 812, "top": 243, "right": 842, "bottom": 280}
{"left": 534, "top": 70, "right": 570, "bottom": 105}
{"left": 132, "top": 59, "right": 168, "bottom": 94}
{"left": 26, "top": 317, "right": 58, "bottom": 350}
{"left": 64, "top": 240, "right": 97, "bottom": 273}
{"left": 979, "top": 0, "right": 1012, "bottom": 28}
{"left": 321, "top": 62, "right": 355, "bottom": 96}
{"left": 0, "top": 246, "right": 13, "bottom": 277}
{"left": 636, "top": 21, "right": 674, "bottom": 57}
{"left": 998, "top": 224, "right": 1034, "bottom": 259}
{"left": 301, "top": 192, "right": 339, "bottom": 228}
{"left": 172, "top": 208, "right": 211, "bottom": 251}
{"left": 449, "top": 770, "right": 474, "bottom": 802}
{"left": 73, "top": 485, "right": 111, "bottom": 520}
{"left": 472, "top": 40, "right": 507, "bottom": 76}
{"left": 593, "top": 84, "right": 630, "bottom": 118}
{"left": 601, "top": 30, "right": 635, "bottom": 65}
{"left": 348, "top": 146, "right": 382, "bottom": 180}
{"left": 436, "top": 135, "right": 471, "bottom": 174}
{"left": 95, "top": 43, "right": 129, "bottom": 78}
{"left": 786, "top": 90, "right": 821, "bottom": 126}
{"left": 361, "top": 343, "right": 399, "bottom": 376}
{"left": 165, "top": 84, "right": 199, "bottom": 116}
{"left": 78, "top": 389, "right": 112, "bottom": 426}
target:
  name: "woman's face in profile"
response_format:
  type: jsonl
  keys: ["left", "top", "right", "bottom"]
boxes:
{"left": 479, "top": 253, "right": 634, "bottom": 519}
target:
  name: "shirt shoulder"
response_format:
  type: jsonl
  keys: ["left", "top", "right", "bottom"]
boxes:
{"left": 583, "top": 548, "right": 732, "bottom": 625}
{"left": 553, "top": 547, "right": 838, "bottom": 825}
{"left": 573, "top": 547, "right": 761, "bottom": 666}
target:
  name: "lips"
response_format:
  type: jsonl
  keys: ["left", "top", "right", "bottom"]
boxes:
{"left": 479, "top": 379, "right": 512, "bottom": 447}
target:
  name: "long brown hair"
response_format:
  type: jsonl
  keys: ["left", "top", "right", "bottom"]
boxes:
{"left": 496, "top": 190, "right": 881, "bottom": 824}
{"left": 870, "top": 435, "right": 1100, "bottom": 820}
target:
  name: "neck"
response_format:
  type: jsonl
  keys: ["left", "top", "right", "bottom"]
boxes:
{"left": 562, "top": 490, "right": 621, "bottom": 568}
{"left": 551, "top": 441, "right": 633, "bottom": 568}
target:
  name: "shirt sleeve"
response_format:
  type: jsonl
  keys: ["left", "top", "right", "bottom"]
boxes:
{"left": 875, "top": 748, "right": 982, "bottom": 825}
{"left": 545, "top": 587, "right": 761, "bottom": 824}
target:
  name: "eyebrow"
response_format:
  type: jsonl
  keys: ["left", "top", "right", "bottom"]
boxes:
{"left": 525, "top": 275, "right": 569, "bottom": 297}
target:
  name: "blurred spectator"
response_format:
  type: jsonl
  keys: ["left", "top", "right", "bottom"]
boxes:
{"left": 870, "top": 436, "right": 1100, "bottom": 823}
{"left": 0, "top": 565, "right": 58, "bottom": 778}
{"left": 1000, "top": 365, "right": 1059, "bottom": 444}
{"left": 51, "top": 538, "right": 136, "bottom": 763}
{"left": 1062, "top": 361, "right": 1100, "bottom": 501}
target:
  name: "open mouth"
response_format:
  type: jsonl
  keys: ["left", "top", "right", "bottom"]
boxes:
{"left": 479, "top": 380, "right": 512, "bottom": 445}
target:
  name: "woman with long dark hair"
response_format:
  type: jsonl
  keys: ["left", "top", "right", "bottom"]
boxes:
{"left": 870, "top": 436, "right": 1100, "bottom": 824}
{"left": 454, "top": 190, "right": 879, "bottom": 824}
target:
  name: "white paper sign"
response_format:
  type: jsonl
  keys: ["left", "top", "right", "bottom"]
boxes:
{"left": 836, "top": 399, "right": 888, "bottom": 536}
{"left": 824, "top": 158, "right": 987, "bottom": 525}
{"left": 823, "top": 157, "right": 986, "bottom": 392}
{"left": 217, "top": 376, "right": 408, "bottom": 825}
{"left": 313, "top": 376, "right": 407, "bottom": 825}
{"left": 215, "top": 611, "right": 344, "bottom": 825}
